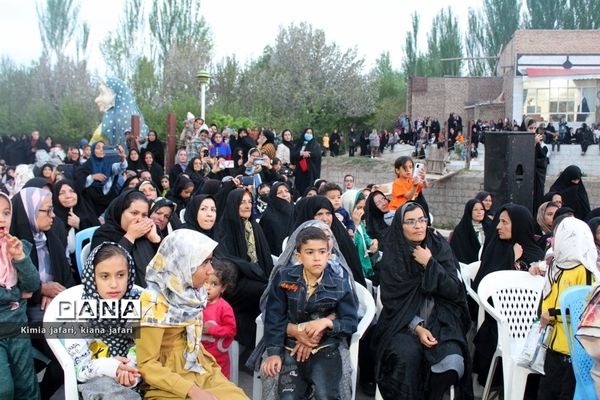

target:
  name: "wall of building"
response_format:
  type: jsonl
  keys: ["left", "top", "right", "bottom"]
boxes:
{"left": 408, "top": 77, "right": 503, "bottom": 124}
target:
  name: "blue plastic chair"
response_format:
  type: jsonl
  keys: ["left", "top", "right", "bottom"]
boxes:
{"left": 560, "top": 285, "right": 598, "bottom": 400}
{"left": 74, "top": 226, "right": 99, "bottom": 278}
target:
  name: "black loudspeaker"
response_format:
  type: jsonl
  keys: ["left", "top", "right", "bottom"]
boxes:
{"left": 484, "top": 131, "right": 535, "bottom": 212}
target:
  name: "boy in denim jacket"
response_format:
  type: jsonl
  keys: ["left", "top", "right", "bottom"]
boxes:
{"left": 261, "top": 226, "right": 358, "bottom": 399}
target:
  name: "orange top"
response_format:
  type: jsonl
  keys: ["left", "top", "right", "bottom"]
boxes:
{"left": 389, "top": 176, "right": 422, "bottom": 210}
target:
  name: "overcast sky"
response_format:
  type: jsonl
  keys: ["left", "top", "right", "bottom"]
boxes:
{"left": 0, "top": 0, "right": 482, "bottom": 75}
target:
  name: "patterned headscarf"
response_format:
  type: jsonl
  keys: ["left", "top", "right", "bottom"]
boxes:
{"left": 0, "top": 192, "right": 16, "bottom": 289}
{"left": 101, "top": 77, "right": 149, "bottom": 146}
{"left": 20, "top": 187, "right": 53, "bottom": 283}
{"left": 140, "top": 229, "right": 218, "bottom": 372}
{"left": 81, "top": 242, "right": 138, "bottom": 357}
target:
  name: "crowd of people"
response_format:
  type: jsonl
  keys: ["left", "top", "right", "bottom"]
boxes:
{"left": 1, "top": 117, "right": 600, "bottom": 400}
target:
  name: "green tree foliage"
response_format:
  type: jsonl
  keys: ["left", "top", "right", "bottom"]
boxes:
{"left": 36, "top": 0, "right": 81, "bottom": 62}
{"left": 524, "top": 0, "right": 567, "bottom": 29}
{"left": 0, "top": 56, "right": 98, "bottom": 144}
{"left": 426, "top": 7, "right": 463, "bottom": 77}
{"left": 101, "top": 0, "right": 145, "bottom": 81}
{"left": 402, "top": 13, "right": 426, "bottom": 77}
{"left": 562, "top": 0, "right": 600, "bottom": 29}
{"left": 370, "top": 52, "right": 406, "bottom": 129}
{"left": 210, "top": 23, "right": 375, "bottom": 134}
{"left": 466, "top": 0, "right": 522, "bottom": 76}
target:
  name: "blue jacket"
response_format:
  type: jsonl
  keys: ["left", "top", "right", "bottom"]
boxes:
{"left": 264, "top": 264, "right": 358, "bottom": 357}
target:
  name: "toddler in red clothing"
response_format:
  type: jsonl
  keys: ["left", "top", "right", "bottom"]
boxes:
{"left": 201, "top": 259, "right": 237, "bottom": 379}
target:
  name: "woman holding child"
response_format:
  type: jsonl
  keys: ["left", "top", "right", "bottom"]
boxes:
{"left": 375, "top": 202, "right": 472, "bottom": 400}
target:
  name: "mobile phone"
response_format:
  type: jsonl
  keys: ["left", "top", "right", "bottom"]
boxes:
{"left": 202, "top": 150, "right": 209, "bottom": 157}
{"left": 254, "top": 159, "right": 264, "bottom": 165}
{"left": 413, "top": 162, "right": 424, "bottom": 177}
{"left": 222, "top": 160, "right": 234, "bottom": 168}
{"left": 242, "top": 176, "right": 254, "bottom": 186}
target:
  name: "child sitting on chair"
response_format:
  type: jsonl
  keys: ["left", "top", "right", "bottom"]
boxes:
{"left": 0, "top": 192, "right": 41, "bottom": 400}
{"left": 201, "top": 258, "right": 237, "bottom": 379}
{"left": 261, "top": 226, "right": 358, "bottom": 399}
{"left": 65, "top": 242, "right": 141, "bottom": 399}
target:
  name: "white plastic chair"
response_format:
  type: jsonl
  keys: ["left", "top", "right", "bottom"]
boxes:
{"left": 43, "top": 284, "right": 144, "bottom": 400}
{"left": 252, "top": 283, "right": 376, "bottom": 400}
{"left": 227, "top": 340, "right": 239, "bottom": 385}
{"left": 43, "top": 285, "right": 84, "bottom": 400}
{"left": 477, "top": 270, "right": 545, "bottom": 400}
{"left": 458, "top": 261, "right": 484, "bottom": 329}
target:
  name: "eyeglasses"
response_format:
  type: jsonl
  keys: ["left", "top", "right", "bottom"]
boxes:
{"left": 403, "top": 217, "right": 428, "bottom": 227}
{"left": 38, "top": 206, "right": 54, "bottom": 216}
{"left": 374, "top": 197, "right": 389, "bottom": 207}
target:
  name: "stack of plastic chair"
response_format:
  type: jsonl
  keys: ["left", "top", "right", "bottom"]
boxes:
{"left": 477, "top": 270, "right": 545, "bottom": 400}
{"left": 560, "top": 285, "right": 598, "bottom": 400}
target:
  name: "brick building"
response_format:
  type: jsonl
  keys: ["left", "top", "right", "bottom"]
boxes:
{"left": 407, "top": 29, "right": 600, "bottom": 128}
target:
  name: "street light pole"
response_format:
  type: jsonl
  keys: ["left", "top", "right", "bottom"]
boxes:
{"left": 196, "top": 70, "right": 211, "bottom": 120}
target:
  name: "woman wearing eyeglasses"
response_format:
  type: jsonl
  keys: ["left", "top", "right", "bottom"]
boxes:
{"left": 10, "top": 187, "right": 76, "bottom": 399}
{"left": 374, "top": 202, "right": 472, "bottom": 400}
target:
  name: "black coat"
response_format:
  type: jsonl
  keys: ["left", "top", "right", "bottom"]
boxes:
{"left": 259, "top": 182, "right": 294, "bottom": 256}
{"left": 449, "top": 199, "right": 490, "bottom": 264}
{"left": 291, "top": 137, "right": 322, "bottom": 196}
{"left": 374, "top": 203, "right": 472, "bottom": 399}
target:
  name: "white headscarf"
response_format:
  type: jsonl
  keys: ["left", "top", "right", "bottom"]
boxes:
{"left": 546, "top": 217, "right": 599, "bottom": 295}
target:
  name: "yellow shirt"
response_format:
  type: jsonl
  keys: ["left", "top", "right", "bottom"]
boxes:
{"left": 542, "top": 265, "right": 595, "bottom": 355}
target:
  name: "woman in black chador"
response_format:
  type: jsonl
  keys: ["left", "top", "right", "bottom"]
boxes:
{"left": 374, "top": 202, "right": 472, "bottom": 400}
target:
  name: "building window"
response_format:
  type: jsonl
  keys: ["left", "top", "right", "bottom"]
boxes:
{"left": 523, "top": 79, "right": 599, "bottom": 124}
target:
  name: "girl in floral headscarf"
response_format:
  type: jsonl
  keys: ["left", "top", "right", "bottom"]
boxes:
{"left": 136, "top": 229, "right": 248, "bottom": 400}
{"left": 64, "top": 242, "right": 141, "bottom": 399}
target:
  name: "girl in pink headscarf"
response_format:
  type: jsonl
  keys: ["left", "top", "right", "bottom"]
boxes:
{"left": 0, "top": 191, "right": 42, "bottom": 399}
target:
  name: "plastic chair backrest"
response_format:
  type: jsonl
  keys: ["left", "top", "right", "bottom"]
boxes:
{"left": 560, "top": 285, "right": 598, "bottom": 400}
{"left": 75, "top": 226, "right": 98, "bottom": 276}
{"left": 79, "top": 243, "right": 92, "bottom": 277}
{"left": 43, "top": 285, "right": 84, "bottom": 400}
{"left": 477, "top": 270, "right": 545, "bottom": 353}
{"left": 44, "top": 284, "right": 144, "bottom": 400}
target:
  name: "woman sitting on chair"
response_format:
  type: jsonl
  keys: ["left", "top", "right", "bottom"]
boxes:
{"left": 374, "top": 202, "right": 472, "bottom": 400}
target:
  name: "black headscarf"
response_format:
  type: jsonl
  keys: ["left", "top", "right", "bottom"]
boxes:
{"left": 186, "top": 157, "right": 206, "bottom": 191}
{"left": 475, "top": 191, "right": 494, "bottom": 219}
{"left": 143, "top": 157, "right": 164, "bottom": 189}
{"left": 587, "top": 217, "right": 600, "bottom": 246}
{"left": 144, "top": 134, "right": 165, "bottom": 167}
{"left": 167, "top": 175, "right": 194, "bottom": 213}
{"left": 364, "top": 190, "right": 390, "bottom": 242}
{"left": 52, "top": 179, "right": 99, "bottom": 232}
{"left": 199, "top": 178, "right": 221, "bottom": 195}
{"left": 149, "top": 197, "right": 179, "bottom": 238}
{"left": 10, "top": 188, "right": 75, "bottom": 306}
{"left": 586, "top": 207, "right": 600, "bottom": 222}
{"left": 215, "top": 189, "right": 273, "bottom": 276}
{"left": 181, "top": 194, "right": 217, "bottom": 237}
{"left": 473, "top": 203, "right": 544, "bottom": 291}
{"left": 23, "top": 177, "right": 52, "bottom": 191}
{"left": 374, "top": 202, "right": 471, "bottom": 394}
{"left": 549, "top": 165, "right": 591, "bottom": 220}
{"left": 292, "top": 195, "right": 366, "bottom": 286}
{"left": 449, "top": 199, "right": 490, "bottom": 264}
{"left": 126, "top": 149, "right": 144, "bottom": 172}
{"left": 214, "top": 188, "right": 273, "bottom": 347}
{"left": 259, "top": 182, "right": 294, "bottom": 256}
{"left": 91, "top": 190, "right": 157, "bottom": 287}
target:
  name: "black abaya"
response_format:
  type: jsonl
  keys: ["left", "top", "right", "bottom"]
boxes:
{"left": 259, "top": 182, "right": 294, "bottom": 256}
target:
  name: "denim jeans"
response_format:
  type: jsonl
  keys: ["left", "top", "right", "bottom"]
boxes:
{"left": 278, "top": 344, "right": 342, "bottom": 400}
